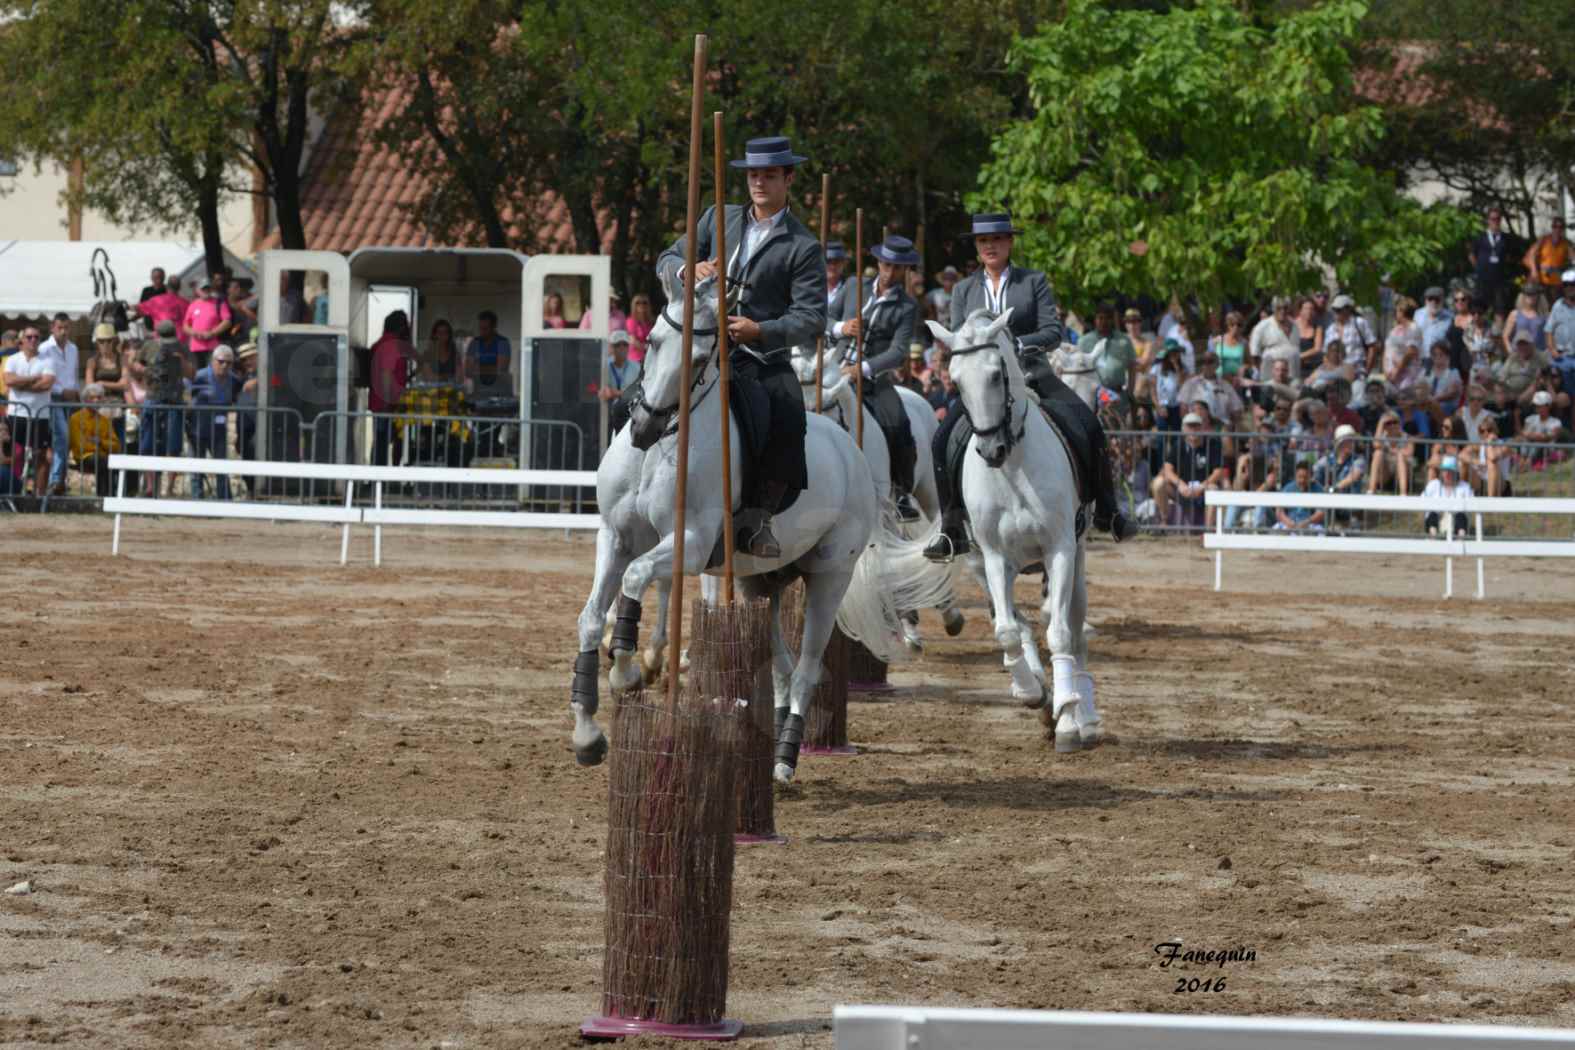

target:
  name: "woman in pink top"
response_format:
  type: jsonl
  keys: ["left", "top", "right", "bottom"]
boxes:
{"left": 542, "top": 292, "right": 567, "bottom": 330}
{"left": 626, "top": 293, "right": 656, "bottom": 362}
{"left": 182, "top": 276, "right": 234, "bottom": 356}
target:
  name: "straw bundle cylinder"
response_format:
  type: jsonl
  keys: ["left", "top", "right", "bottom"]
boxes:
{"left": 776, "top": 581, "right": 852, "bottom": 752}
{"left": 596, "top": 683, "right": 743, "bottom": 1028}
{"left": 688, "top": 596, "right": 779, "bottom": 842}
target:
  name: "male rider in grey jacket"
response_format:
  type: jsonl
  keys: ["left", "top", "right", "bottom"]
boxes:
{"left": 657, "top": 135, "right": 827, "bottom": 558}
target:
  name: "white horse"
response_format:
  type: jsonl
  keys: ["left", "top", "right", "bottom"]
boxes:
{"left": 791, "top": 347, "right": 966, "bottom": 644}
{"left": 926, "top": 309, "right": 1104, "bottom": 752}
{"left": 571, "top": 278, "right": 906, "bottom": 783}
{"left": 1048, "top": 342, "right": 1102, "bottom": 412}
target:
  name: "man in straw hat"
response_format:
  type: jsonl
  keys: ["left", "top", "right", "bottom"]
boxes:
{"left": 657, "top": 134, "right": 825, "bottom": 559}
{"left": 834, "top": 233, "right": 922, "bottom": 520}
{"left": 924, "top": 211, "right": 1136, "bottom": 561}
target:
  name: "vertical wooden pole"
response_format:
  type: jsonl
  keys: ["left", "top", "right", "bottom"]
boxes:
{"left": 915, "top": 223, "right": 926, "bottom": 295}
{"left": 815, "top": 174, "right": 830, "bottom": 415}
{"left": 713, "top": 111, "right": 735, "bottom": 605}
{"left": 854, "top": 208, "right": 865, "bottom": 449}
{"left": 666, "top": 33, "right": 708, "bottom": 705}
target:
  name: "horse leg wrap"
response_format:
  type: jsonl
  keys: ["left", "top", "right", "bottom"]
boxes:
{"left": 774, "top": 705, "right": 787, "bottom": 745}
{"left": 610, "top": 595, "right": 641, "bottom": 655}
{"left": 571, "top": 649, "right": 600, "bottom": 716}
{"left": 775, "top": 713, "right": 805, "bottom": 770}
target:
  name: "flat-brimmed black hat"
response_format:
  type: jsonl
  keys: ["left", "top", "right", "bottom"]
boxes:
{"left": 870, "top": 235, "right": 920, "bottom": 266}
{"left": 825, "top": 240, "right": 848, "bottom": 260}
{"left": 730, "top": 135, "right": 807, "bottom": 169}
{"left": 969, "top": 212, "right": 1022, "bottom": 236}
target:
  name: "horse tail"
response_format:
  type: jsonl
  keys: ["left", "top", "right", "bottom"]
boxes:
{"left": 835, "top": 540, "right": 909, "bottom": 665}
{"left": 875, "top": 518, "right": 959, "bottom": 618}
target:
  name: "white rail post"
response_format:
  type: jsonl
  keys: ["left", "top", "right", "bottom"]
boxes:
{"left": 1213, "top": 509, "right": 1224, "bottom": 591}
{"left": 1475, "top": 511, "right": 1485, "bottom": 599}
{"left": 374, "top": 480, "right": 384, "bottom": 568}
{"left": 340, "top": 481, "right": 355, "bottom": 566}
{"left": 111, "top": 468, "right": 126, "bottom": 556}
{"left": 1444, "top": 555, "right": 1454, "bottom": 599}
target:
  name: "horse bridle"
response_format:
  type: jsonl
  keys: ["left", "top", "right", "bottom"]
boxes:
{"left": 948, "top": 338, "right": 1026, "bottom": 454}
{"left": 634, "top": 309, "right": 723, "bottom": 437}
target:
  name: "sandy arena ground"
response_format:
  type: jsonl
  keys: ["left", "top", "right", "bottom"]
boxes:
{"left": 2, "top": 517, "right": 1573, "bottom": 1048}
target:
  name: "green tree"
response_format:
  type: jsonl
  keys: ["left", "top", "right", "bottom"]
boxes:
{"left": 976, "top": 0, "right": 1474, "bottom": 316}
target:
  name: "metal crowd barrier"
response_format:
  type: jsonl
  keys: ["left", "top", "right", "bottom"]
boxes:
{"left": 1106, "top": 428, "right": 1575, "bottom": 538}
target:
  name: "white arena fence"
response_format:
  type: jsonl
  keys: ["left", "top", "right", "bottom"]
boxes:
{"left": 1203, "top": 490, "right": 1575, "bottom": 599}
{"left": 104, "top": 454, "right": 599, "bottom": 565}
{"left": 833, "top": 1005, "right": 1575, "bottom": 1050}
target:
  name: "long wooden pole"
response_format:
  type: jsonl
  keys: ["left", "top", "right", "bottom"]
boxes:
{"left": 815, "top": 174, "right": 830, "bottom": 415}
{"left": 666, "top": 33, "right": 707, "bottom": 704}
{"left": 854, "top": 208, "right": 864, "bottom": 449}
{"left": 713, "top": 111, "right": 735, "bottom": 605}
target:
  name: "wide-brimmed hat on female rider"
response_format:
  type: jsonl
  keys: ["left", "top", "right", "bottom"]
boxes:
{"left": 968, "top": 212, "right": 1023, "bottom": 237}
{"left": 729, "top": 135, "right": 807, "bottom": 169}
{"left": 870, "top": 235, "right": 921, "bottom": 267}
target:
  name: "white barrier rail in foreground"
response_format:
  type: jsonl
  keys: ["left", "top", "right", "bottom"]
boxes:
{"left": 105, "top": 454, "right": 599, "bottom": 566}
{"left": 1203, "top": 490, "right": 1575, "bottom": 599}
{"left": 834, "top": 1005, "right": 1575, "bottom": 1050}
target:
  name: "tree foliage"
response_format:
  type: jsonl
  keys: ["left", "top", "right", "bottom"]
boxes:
{"left": 976, "top": 0, "right": 1474, "bottom": 313}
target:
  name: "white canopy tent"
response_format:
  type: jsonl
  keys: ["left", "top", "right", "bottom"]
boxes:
{"left": 0, "top": 240, "right": 254, "bottom": 321}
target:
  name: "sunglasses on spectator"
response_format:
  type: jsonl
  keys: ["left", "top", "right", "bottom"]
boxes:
{"left": 22, "top": 333, "right": 39, "bottom": 341}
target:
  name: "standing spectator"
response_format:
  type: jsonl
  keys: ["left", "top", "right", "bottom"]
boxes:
{"left": 4, "top": 327, "right": 58, "bottom": 494}
{"left": 84, "top": 324, "right": 131, "bottom": 450}
{"left": 1447, "top": 295, "right": 1497, "bottom": 388}
{"left": 579, "top": 288, "right": 627, "bottom": 333}
{"left": 1422, "top": 456, "right": 1472, "bottom": 537}
{"left": 225, "top": 279, "right": 258, "bottom": 349}
{"left": 419, "top": 318, "right": 464, "bottom": 384}
{"left": 1522, "top": 216, "right": 1571, "bottom": 297}
{"left": 181, "top": 273, "right": 234, "bottom": 362}
{"left": 1274, "top": 456, "right": 1326, "bottom": 532}
{"left": 928, "top": 266, "right": 959, "bottom": 320}
{"left": 1076, "top": 303, "right": 1138, "bottom": 397}
{"left": 1366, "top": 411, "right": 1414, "bottom": 494}
{"left": 626, "top": 294, "right": 656, "bottom": 363}
{"left": 929, "top": 361, "right": 960, "bottom": 421}
{"left": 369, "top": 311, "right": 416, "bottom": 467}
{"left": 38, "top": 313, "right": 81, "bottom": 496}
{"left": 1325, "top": 294, "right": 1379, "bottom": 373}
{"left": 1292, "top": 297, "right": 1324, "bottom": 374}
{"left": 0, "top": 329, "right": 17, "bottom": 399}
{"left": 278, "top": 272, "right": 311, "bottom": 325}
{"left": 467, "top": 309, "right": 512, "bottom": 393}
{"left": 1156, "top": 297, "right": 1185, "bottom": 345}
{"left": 1123, "top": 307, "right": 1153, "bottom": 371}
{"left": 600, "top": 330, "right": 642, "bottom": 404}
{"left": 0, "top": 419, "right": 18, "bottom": 496}
{"left": 1149, "top": 411, "right": 1227, "bottom": 529}
{"left": 1251, "top": 296, "right": 1300, "bottom": 379}
{"left": 137, "top": 277, "right": 190, "bottom": 335}
{"left": 190, "top": 346, "right": 241, "bottom": 499}
{"left": 1422, "top": 343, "right": 1463, "bottom": 419}
{"left": 1307, "top": 289, "right": 1333, "bottom": 333}
{"left": 1469, "top": 207, "right": 1514, "bottom": 317}
{"left": 67, "top": 383, "right": 120, "bottom": 497}
{"left": 1211, "top": 310, "right": 1250, "bottom": 380}
{"left": 1501, "top": 286, "right": 1547, "bottom": 357}
{"left": 234, "top": 344, "right": 261, "bottom": 470}
{"left": 1545, "top": 269, "right": 1575, "bottom": 391}
{"left": 1148, "top": 342, "right": 1186, "bottom": 430}
{"left": 139, "top": 267, "right": 168, "bottom": 304}
{"left": 129, "top": 322, "right": 193, "bottom": 496}
{"left": 900, "top": 346, "right": 929, "bottom": 394}
{"left": 542, "top": 292, "right": 568, "bottom": 329}
{"left": 1417, "top": 286, "right": 1454, "bottom": 357}
{"left": 1519, "top": 389, "right": 1568, "bottom": 449}
{"left": 1177, "top": 351, "right": 1243, "bottom": 426}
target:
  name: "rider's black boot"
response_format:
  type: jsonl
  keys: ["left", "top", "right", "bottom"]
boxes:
{"left": 1090, "top": 443, "right": 1138, "bottom": 542}
{"left": 923, "top": 509, "right": 971, "bottom": 562}
{"left": 737, "top": 481, "right": 787, "bottom": 559}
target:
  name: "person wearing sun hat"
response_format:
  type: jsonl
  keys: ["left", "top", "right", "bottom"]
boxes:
{"left": 656, "top": 134, "right": 824, "bottom": 558}
{"left": 1422, "top": 454, "right": 1472, "bottom": 536}
{"left": 834, "top": 233, "right": 922, "bottom": 519}
{"left": 922, "top": 211, "right": 1135, "bottom": 561}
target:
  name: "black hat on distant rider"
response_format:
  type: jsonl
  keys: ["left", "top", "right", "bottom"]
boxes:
{"left": 730, "top": 135, "right": 807, "bottom": 169}
{"left": 870, "top": 235, "right": 921, "bottom": 266}
{"left": 825, "top": 240, "right": 849, "bottom": 261}
{"left": 968, "top": 212, "right": 1023, "bottom": 236}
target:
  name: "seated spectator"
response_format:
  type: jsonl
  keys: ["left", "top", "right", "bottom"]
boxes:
{"left": 1460, "top": 415, "right": 1513, "bottom": 496}
{"left": 1177, "top": 352, "right": 1244, "bottom": 428}
{"left": 467, "top": 309, "right": 513, "bottom": 392}
{"left": 1247, "top": 356, "right": 1301, "bottom": 416}
{"left": 1383, "top": 321, "right": 1424, "bottom": 392}
{"left": 1289, "top": 397, "right": 1334, "bottom": 462}
{"left": 899, "top": 345, "right": 929, "bottom": 394}
{"left": 0, "top": 418, "right": 18, "bottom": 496}
{"left": 190, "top": 346, "right": 240, "bottom": 499}
{"left": 1323, "top": 379, "right": 1363, "bottom": 433}
{"left": 1422, "top": 342, "right": 1463, "bottom": 419}
{"left": 542, "top": 292, "right": 568, "bottom": 330}
{"left": 1494, "top": 334, "right": 1549, "bottom": 426}
{"left": 1356, "top": 375, "right": 1391, "bottom": 432}
{"left": 1394, "top": 383, "right": 1435, "bottom": 441}
{"left": 419, "top": 318, "right": 465, "bottom": 384}
{"left": 1306, "top": 340, "right": 1355, "bottom": 394}
{"left": 1459, "top": 384, "right": 1496, "bottom": 442}
{"left": 68, "top": 383, "right": 121, "bottom": 497}
{"left": 1425, "top": 414, "right": 1474, "bottom": 487}
{"left": 1519, "top": 389, "right": 1569, "bottom": 454}
{"left": 1275, "top": 456, "right": 1326, "bottom": 531}
{"left": 1228, "top": 418, "right": 1287, "bottom": 530}
{"left": 1315, "top": 424, "right": 1366, "bottom": 494}
{"left": 1422, "top": 455, "right": 1472, "bottom": 537}
{"left": 1149, "top": 411, "right": 1228, "bottom": 530}
{"left": 1367, "top": 411, "right": 1414, "bottom": 494}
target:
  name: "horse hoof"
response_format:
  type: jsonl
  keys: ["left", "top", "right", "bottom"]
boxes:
{"left": 641, "top": 651, "right": 664, "bottom": 686}
{"left": 609, "top": 655, "right": 642, "bottom": 693}
{"left": 1054, "top": 707, "right": 1084, "bottom": 752}
{"left": 943, "top": 608, "right": 965, "bottom": 637}
{"left": 1015, "top": 683, "right": 1047, "bottom": 709}
{"left": 773, "top": 762, "right": 797, "bottom": 785}
{"left": 575, "top": 733, "right": 609, "bottom": 767}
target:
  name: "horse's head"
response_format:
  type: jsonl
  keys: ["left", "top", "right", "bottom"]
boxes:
{"left": 927, "top": 307, "right": 1022, "bottom": 468}
{"left": 629, "top": 272, "right": 722, "bottom": 451}
{"left": 790, "top": 344, "right": 845, "bottom": 410}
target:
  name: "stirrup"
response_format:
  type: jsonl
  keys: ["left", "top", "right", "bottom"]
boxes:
{"left": 894, "top": 493, "right": 922, "bottom": 523}
{"left": 923, "top": 528, "right": 968, "bottom": 563}
{"left": 737, "top": 520, "right": 782, "bottom": 559}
